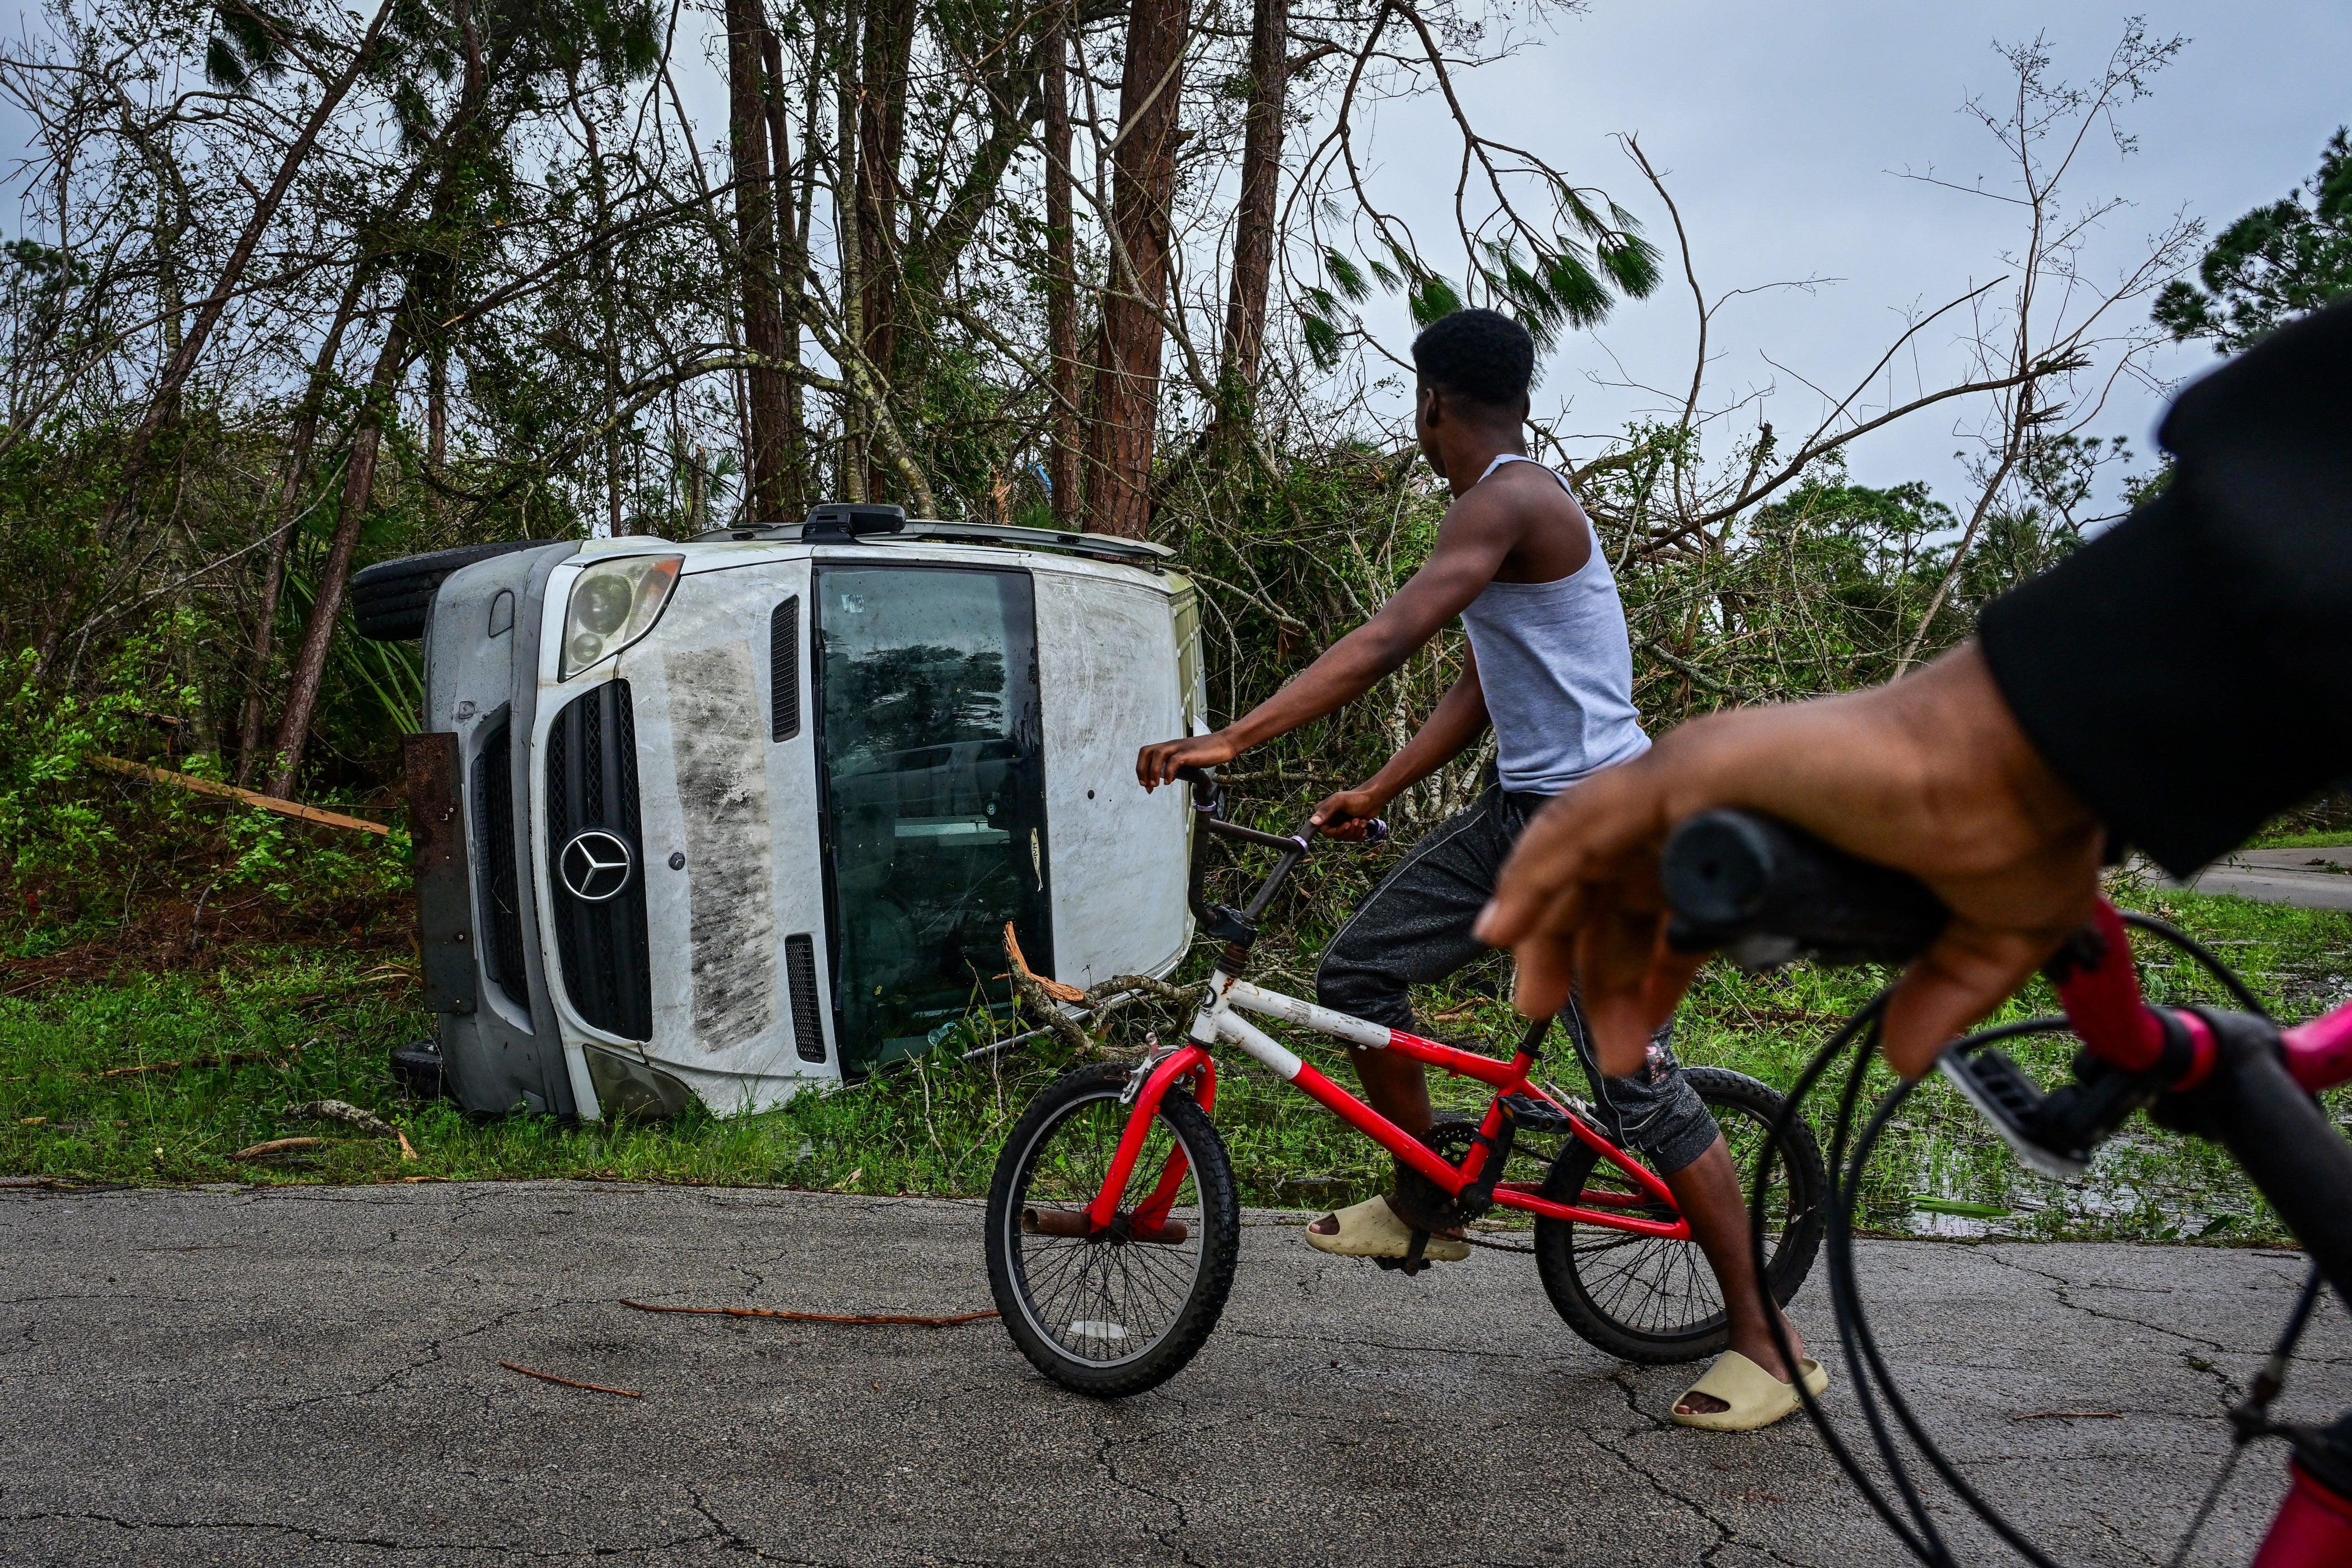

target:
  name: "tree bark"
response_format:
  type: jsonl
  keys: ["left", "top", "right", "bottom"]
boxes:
{"left": 1220, "top": 0, "right": 1287, "bottom": 405}
{"left": 832, "top": 0, "right": 868, "bottom": 501}
{"left": 761, "top": 24, "right": 808, "bottom": 516}
{"left": 1085, "top": 0, "right": 1189, "bottom": 539}
{"left": 855, "top": 0, "right": 915, "bottom": 498}
{"left": 427, "top": 346, "right": 449, "bottom": 520}
{"left": 725, "top": 0, "right": 793, "bottom": 521}
{"left": 1043, "top": 8, "right": 1081, "bottom": 526}
{"left": 267, "top": 306, "right": 412, "bottom": 799}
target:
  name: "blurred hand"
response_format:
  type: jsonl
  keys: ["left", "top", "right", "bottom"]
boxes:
{"left": 1472, "top": 643, "right": 2107, "bottom": 1080}
{"left": 1137, "top": 731, "right": 1240, "bottom": 790}
{"left": 1309, "top": 786, "right": 1389, "bottom": 840}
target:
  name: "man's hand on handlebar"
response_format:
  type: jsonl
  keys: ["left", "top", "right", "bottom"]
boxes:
{"left": 1308, "top": 786, "right": 1389, "bottom": 841}
{"left": 1472, "top": 643, "right": 2110, "bottom": 1081}
{"left": 1138, "top": 732, "right": 1239, "bottom": 790}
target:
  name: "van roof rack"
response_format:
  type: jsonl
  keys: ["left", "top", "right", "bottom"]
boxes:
{"left": 706, "top": 512, "right": 1173, "bottom": 567}
{"left": 894, "top": 519, "right": 1173, "bottom": 564}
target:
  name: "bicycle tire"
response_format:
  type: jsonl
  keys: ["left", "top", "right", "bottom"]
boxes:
{"left": 1533, "top": 1066, "right": 1826, "bottom": 1364}
{"left": 985, "top": 1062, "right": 1240, "bottom": 1398}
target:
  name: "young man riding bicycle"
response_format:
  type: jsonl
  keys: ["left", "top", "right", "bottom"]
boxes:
{"left": 1138, "top": 307, "right": 1821, "bottom": 1430}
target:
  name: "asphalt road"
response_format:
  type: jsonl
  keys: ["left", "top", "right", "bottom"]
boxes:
{"left": 2, "top": 1180, "right": 2344, "bottom": 1566}
{"left": 2152, "top": 844, "right": 2352, "bottom": 911}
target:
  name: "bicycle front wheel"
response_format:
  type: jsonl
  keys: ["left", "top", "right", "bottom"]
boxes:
{"left": 1534, "top": 1066, "right": 1826, "bottom": 1364}
{"left": 984, "top": 1061, "right": 1240, "bottom": 1398}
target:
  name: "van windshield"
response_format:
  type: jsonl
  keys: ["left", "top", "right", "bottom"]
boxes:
{"left": 815, "top": 565, "right": 1051, "bottom": 1073}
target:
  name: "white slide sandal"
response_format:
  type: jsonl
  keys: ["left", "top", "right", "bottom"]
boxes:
{"left": 1304, "top": 1195, "right": 1471, "bottom": 1262}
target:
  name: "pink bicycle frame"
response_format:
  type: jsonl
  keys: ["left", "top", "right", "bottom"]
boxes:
{"left": 2051, "top": 898, "right": 2352, "bottom": 1567}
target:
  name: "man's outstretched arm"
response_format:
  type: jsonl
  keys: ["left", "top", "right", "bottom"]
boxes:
{"left": 1138, "top": 491, "right": 1525, "bottom": 788}
{"left": 1308, "top": 656, "right": 1491, "bottom": 838}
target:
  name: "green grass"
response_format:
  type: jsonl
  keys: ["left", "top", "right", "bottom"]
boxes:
{"left": 2243, "top": 827, "right": 2352, "bottom": 850}
{"left": 3, "top": 885, "right": 2346, "bottom": 1247}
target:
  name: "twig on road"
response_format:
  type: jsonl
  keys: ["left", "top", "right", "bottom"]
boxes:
{"left": 620, "top": 1299, "right": 998, "bottom": 1327}
{"left": 500, "top": 1361, "right": 643, "bottom": 1398}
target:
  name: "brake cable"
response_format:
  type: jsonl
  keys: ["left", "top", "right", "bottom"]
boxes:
{"left": 1749, "top": 920, "right": 2314, "bottom": 1567}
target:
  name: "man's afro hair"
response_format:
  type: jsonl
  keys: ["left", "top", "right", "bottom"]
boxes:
{"left": 1411, "top": 308, "right": 1535, "bottom": 408}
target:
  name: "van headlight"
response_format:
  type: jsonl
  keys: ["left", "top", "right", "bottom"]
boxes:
{"left": 558, "top": 554, "right": 682, "bottom": 679}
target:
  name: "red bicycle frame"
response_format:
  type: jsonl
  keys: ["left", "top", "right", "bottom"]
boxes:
{"left": 1082, "top": 970, "right": 1690, "bottom": 1249}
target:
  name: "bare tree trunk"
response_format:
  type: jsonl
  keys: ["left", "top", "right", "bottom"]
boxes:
{"left": 235, "top": 271, "right": 372, "bottom": 787}
{"left": 855, "top": 0, "right": 915, "bottom": 501}
{"left": 1043, "top": 7, "right": 1080, "bottom": 526}
{"left": 762, "top": 24, "right": 808, "bottom": 516}
{"left": 832, "top": 0, "right": 868, "bottom": 502}
{"left": 268, "top": 308, "right": 413, "bottom": 798}
{"left": 1220, "top": 0, "right": 1287, "bottom": 406}
{"left": 97, "top": 0, "right": 398, "bottom": 547}
{"left": 427, "top": 346, "right": 449, "bottom": 522}
{"left": 1085, "top": 0, "right": 1189, "bottom": 539}
{"left": 725, "top": 0, "right": 792, "bottom": 521}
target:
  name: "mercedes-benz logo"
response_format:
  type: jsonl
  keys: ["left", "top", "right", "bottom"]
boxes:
{"left": 559, "top": 829, "right": 635, "bottom": 903}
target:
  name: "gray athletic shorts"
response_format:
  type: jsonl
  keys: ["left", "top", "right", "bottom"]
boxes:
{"left": 1313, "top": 784, "right": 1721, "bottom": 1176}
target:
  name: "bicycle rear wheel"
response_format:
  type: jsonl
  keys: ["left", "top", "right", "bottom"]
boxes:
{"left": 984, "top": 1061, "right": 1240, "bottom": 1397}
{"left": 1534, "top": 1066, "right": 1825, "bottom": 1364}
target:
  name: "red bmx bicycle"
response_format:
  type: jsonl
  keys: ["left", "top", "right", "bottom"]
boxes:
{"left": 982, "top": 768, "right": 1827, "bottom": 1397}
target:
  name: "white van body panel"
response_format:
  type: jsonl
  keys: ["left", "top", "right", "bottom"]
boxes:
{"left": 1034, "top": 569, "right": 1190, "bottom": 990}
{"left": 486, "top": 533, "right": 1195, "bottom": 1120}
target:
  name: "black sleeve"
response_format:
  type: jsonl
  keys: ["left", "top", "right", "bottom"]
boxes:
{"left": 1977, "top": 297, "right": 2352, "bottom": 877}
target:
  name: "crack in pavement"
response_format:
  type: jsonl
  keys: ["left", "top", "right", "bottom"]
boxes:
{"left": 1981, "top": 1250, "right": 2237, "bottom": 1355}
{"left": 1585, "top": 1429, "right": 1828, "bottom": 1568}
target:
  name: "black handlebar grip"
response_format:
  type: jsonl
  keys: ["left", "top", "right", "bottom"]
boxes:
{"left": 1660, "top": 809, "right": 1950, "bottom": 968}
{"left": 1173, "top": 764, "right": 1219, "bottom": 785}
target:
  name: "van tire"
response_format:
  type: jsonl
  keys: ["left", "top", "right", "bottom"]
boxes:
{"left": 389, "top": 1040, "right": 450, "bottom": 1099}
{"left": 351, "top": 540, "right": 566, "bottom": 642}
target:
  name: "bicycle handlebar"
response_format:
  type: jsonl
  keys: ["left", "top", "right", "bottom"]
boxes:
{"left": 1173, "top": 764, "right": 1385, "bottom": 939}
{"left": 1660, "top": 810, "right": 1949, "bottom": 968}
{"left": 1659, "top": 807, "right": 2352, "bottom": 1309}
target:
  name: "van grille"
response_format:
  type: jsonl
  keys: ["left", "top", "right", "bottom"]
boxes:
{"left": 545, "top": 681, "right": 653, "bottom": 1040}
{"left": 472, "top": 723, "right": 530, "bottom": 1009}
{"left": 785, "top": 933, "right": 826, "bottom": 1063}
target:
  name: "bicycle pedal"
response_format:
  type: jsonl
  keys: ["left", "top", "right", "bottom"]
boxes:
{"left": 1939, "top": 1049, "right": 2090, "bottom": 1180}
{"left": 1500, "top": 1093, "right": 1573, "bottom": 1135}
{"left": 1373, "top": 1255, "right": 1431, "bottom": 1276}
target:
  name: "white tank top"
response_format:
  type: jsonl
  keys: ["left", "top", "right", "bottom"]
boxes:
{"left": 1457, "top": 454, "right": 1650, "bottom": 795}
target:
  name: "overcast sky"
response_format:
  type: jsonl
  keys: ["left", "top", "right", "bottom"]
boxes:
{"left": 1348, "top": 1, "right": 2352, "bottom": 511}
{"left": 16, "top": 1, "right": 2342, "bottom": 520}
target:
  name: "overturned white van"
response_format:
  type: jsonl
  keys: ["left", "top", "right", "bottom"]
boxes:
{"left": 370, "top": 505, "right": 1205, "bottom": 1119}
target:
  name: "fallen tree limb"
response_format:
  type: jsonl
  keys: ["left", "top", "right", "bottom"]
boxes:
{"left": 286, "top": 1099, "right": 395, "bottom": 1136}
{"left": 85, "top": 755, "right": 393, "bottom": 837}
{"left": 620, "top": 1299, "right": 998, "bottom": 1327}
{"left": 499, "top": 1361, "right": 643, "bottom": 1397}
{"left": 991, "top": 927, "right": 1211, "bottom": 1062}
{"left": 95, "top": 1044, "right": 300, "bottom": 1079}
{"left": 228, "top": 1136, "right": 329, "bottom": 1159}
